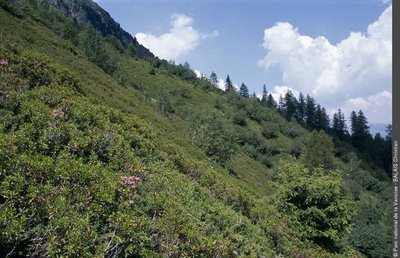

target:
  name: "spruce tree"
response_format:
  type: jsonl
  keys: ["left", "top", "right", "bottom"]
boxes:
{"left": 225, "top": 75, "right": 234, "bottom": 91}
{"left": 296, "top": 92, "right": 306, "bottom": 123}
{"left": 305, "top": 94, "right": 316, "bottom": 129}
{"left": 332, "top": 109, "right": 347, "bottom": 139}
{"left": 282, "top": 90, "right": 297, "bottom": 121}
{"left": 261, "top": 84, "right": 268, "bottom": 104}
{"left": 239, "top": 83, "right": 249, "bottom": 97}
{"left": 320, "top": 107, "right": 330, "bottom": 131}
{"left": 350, "top": 110, "right": 370, "bottom": 149}
{"left": 278, "top": 95, "right": 285, "bottom": 114}
{"left": 266, "top": 93, "right": 277, "bottom": 108}
{"left": 315, "top": 105, "right": 330, "bottom": 131}
{"left": 209, "top": 72, "right": 218, "bottom": 85}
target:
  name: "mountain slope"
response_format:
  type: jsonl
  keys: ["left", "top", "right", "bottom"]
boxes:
{"left": 0, "top": 1, "right": 391, "bottom": 257}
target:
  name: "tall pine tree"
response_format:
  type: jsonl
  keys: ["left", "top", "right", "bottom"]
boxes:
{"left": 295, "top": 92, "right": 306, "bottom": 123}
{"left": 350, "top": 110, "right": 370, "bottom": 149}
{"left": 332, "top": 109, "right": 347, "bottom": 139}
{"left": 314, "top": 105, "right": 330, "bottom": 131}
{"left": 209, "top": 71, "right": 218, "bottom": 85}
{"left": 261, "top": 84, "right": 268, "bottom": 104}
{"left": 239, "top": 83, "right": 249, "bottom": 97}
{"left": 225, "top": 75, "right": 234, "bottom": 91}
{"left": 266, "top": 93, "right": 277, "bottom": 108}
{"left": 282, "top": 90, "right": 298, "bottom": 121}
{"left": 305, "top": 95, "right": 316, "bottom": 129}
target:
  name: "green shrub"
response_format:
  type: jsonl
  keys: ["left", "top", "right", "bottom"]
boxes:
{"left": 189, "top": 111, "right": 238, "bottom": 165}
{"left": 261, "top": 122, "right": 279, "bottom": 139}
{"left": 274, "top": 161, "right": 356, "bottom": 249}
{"left": 232, "top": 110, "right": 247, "bottom": 126}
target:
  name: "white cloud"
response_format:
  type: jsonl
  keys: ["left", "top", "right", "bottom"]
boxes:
{"left": 135, "top": 13, "right": 218, "bottom": 60}
{"left": 194, "top": 69, "right": 202, "bottom": 78}
{"left": 343, "top": 91, "right": 392, "bottom": 124}
{"left": 216, "top": 78, "right": 239, "bottom": 91}
{"left": 258, "top": 5, "right": 392, "bottom": 124}
{"left": 217, "top": 79, "right": 226, "bottom": 90}
{"left": 269, "top": 85, "right": 299, "bottom": 103}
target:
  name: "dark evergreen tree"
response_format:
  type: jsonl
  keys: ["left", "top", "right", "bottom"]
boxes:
{"left": 183, "top": 61, "right": 191, "bottom": 70}
{"left": 305, "top": 94, "right": 316, "bottom": 129}
{"left": 261, "top": 84, "right": 268, "bottom": 104}
{"left": 295, "top": 92, "right": 306, "bottom": 123}
{"left": 278, "top": 95, "right": 285, "bottom": 114}
{"left": 321, "top": 107, "right": 330, "bottom": 131}
{"left": 225, "top": 75, "right": 234, "bottom": 91}
{"left": 350, "top": 110, "right": 370, "bottom": 149}
{"left": 332, "top": 109, "right": 347, "bottom": 139}
{"left": 314, "top": 105, "right": 330, "bottom": 131}
{"left": 239, "top": 83, "right": 249, "bottom": 97}
{"left": 282, "top": 90, "right": 298, "bottom": 121}
{"left": 209, "top": 71, "right": 218, "bottom": 85}
{"left": 266, "top": 93, "right": 277, "bottom": 108}
{"left": 370, "top": 133, "right": 386, "bottom": 167}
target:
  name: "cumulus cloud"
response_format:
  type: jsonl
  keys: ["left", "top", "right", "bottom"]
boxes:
{"left": 258, "top": 5, "right": 392, "bottom": 124}
{"left": 268, "top": 85, "right": 299, "bottom": 103}
{"left": 135, "top": 13, "right": 218, "bottom": 60}
{"left": 344, "top": 91, "right": 392, "bottom": 124}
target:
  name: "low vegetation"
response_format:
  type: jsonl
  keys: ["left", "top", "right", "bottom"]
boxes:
{"left": 0, "top": 1, "right": 391, "bottom": 257}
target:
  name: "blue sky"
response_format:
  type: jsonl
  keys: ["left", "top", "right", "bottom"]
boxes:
{"left": 95, "top": 0, "right": 392, "bottom": 131}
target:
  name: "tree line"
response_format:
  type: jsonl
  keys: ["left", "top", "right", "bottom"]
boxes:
{"left": 207, "top": 72, "right": 392, "bottom": 174}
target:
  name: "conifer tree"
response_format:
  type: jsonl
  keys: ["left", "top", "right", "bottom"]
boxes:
{"left": 332, "top": 109, "right": 347, "bottom": 139}
{"left": 295, "top": 92, "right": 306, "bottom": 123}
{"left": 266, "top": 93, "right": 277, "bottom": 108}
{"left": 225, "top": 75, "right": 234, "bottom": 91}
{"left": 315, "top": 105, "right": 330, "bottom": 131}
{"left": 282, "top": 90, "right": 298, "bottom": 121}
{"left": 305, "top": 95, "right": 316, "bottom": 129}
{"left": 209, "top": 71, "right": 218, "bottom": 85}
{"left": 350, "top": 110, "right": 370, "bottom": 149}
{"left": 278, "top": 95, "right": 285, "bottom": 114}
{"left": 239, "top": 83, "right": 249, "bottom": 97}
{"left": 261, "top": 84, "right": 268, "bottom": 104}
{"left": 183, "top": 61, "right": 191, "bottom": 70}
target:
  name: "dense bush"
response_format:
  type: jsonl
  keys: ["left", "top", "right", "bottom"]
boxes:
{"left": 232, "top": 110, "right": 247, "bottom": 126}
{"left": 274, "top": 161, "right": 356, "bottom": 249}
{"left": 0, "top": 86, "right": 156, "bottom": 256}
{"left": 189, "top": 111, "right": 238, "bottom": 165}
{"left": 261, "top": 122, "right": 279, "bottom": 139}
{"left": 301, "top": 130, "right": 336, "bottom": 171}
{"left": 77, "top": 26, "right": 118, "bottom": 74}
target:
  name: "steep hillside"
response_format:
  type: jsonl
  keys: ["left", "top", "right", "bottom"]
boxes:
{"left": 0, "top": 1, "right": 391, "bottom": 257}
